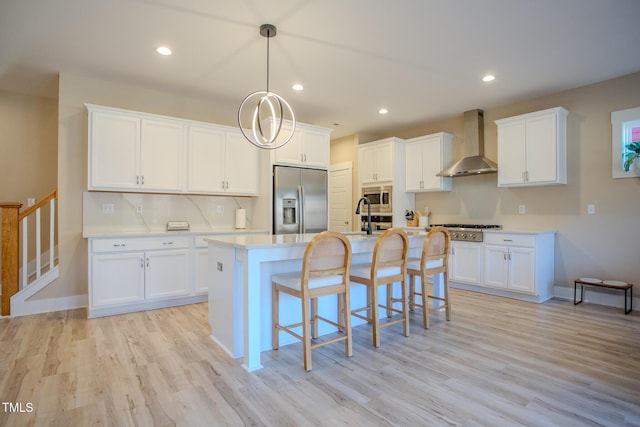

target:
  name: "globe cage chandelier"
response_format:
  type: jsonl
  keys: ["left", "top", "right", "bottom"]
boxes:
{"left": 238, "top": 24, "right": 296, "bottom": 150}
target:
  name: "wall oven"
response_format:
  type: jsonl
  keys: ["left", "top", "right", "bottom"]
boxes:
{"left": 361, "top": 185, "right": 392, "bottom": 213}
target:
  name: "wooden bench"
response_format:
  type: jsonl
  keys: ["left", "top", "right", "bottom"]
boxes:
{"left": 574, "top": 278, "right": 633, "bottom": 314}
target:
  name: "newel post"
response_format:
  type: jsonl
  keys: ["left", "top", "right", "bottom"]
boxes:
{"left": 1, "top": 202, "right": 22, "bottom": 316}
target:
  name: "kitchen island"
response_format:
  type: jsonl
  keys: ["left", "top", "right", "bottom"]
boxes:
{"left": 206, "top": 231, "right": 431, "bottom": 371}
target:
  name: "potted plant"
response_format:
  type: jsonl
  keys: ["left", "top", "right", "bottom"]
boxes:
{"left": 623, "top": 140, "right": 640, "bottom": 171}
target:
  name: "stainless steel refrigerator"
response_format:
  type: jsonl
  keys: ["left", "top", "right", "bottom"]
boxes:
{"left": 273, "top": 165, "right": 328, "bottom": 234}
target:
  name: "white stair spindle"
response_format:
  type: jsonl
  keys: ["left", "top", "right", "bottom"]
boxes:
{"left": 21, "top": 217, "right": 28, "bottom": 288}
{"left": 36, "top": 207, "right": 42, "bottom": 280}
{"left": 50, "top": 199, "right": 55, "bottom": 268}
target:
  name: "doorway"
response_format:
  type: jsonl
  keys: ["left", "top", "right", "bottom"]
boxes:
{"left": 329, "top": 162, "right": 353, "bottom": 232}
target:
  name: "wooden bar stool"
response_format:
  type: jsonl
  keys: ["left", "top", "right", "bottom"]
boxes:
{"left": 407, "top": 226, "right": 451, "bottom": 329}
{"left": 350, "top": 228, "right": 410, "bottom": 348}
{"left": 272, "top": 231, "right": 353, "bottom": 371}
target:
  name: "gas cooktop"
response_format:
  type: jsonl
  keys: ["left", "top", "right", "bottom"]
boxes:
{"left": 429, "top": 224, "right": 502, "bottom": 241}
{"left": 430, "top": 224, "right": 502, "bottom": 230}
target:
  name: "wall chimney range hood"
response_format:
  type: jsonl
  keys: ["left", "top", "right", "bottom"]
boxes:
{"left": 437, "top": 109, "right": 498, "bottom": 177}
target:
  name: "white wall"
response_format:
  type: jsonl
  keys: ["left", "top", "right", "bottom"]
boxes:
{"left": 30, "top": 72, "right": 271, "bottom": 302}
{"left": 364, "top": 72, "right": 640, "bottom": 295}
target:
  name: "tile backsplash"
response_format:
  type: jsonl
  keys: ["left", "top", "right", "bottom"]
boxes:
{"left": 83, "top": 192, "right": 257, "bottom": 233}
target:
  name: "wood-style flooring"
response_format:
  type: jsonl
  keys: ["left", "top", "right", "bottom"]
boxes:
{"left": 1, "top": 289, "right": 639, "bottom": 426}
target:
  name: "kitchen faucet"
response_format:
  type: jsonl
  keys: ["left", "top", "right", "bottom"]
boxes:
{"left": 355, "top": 197, "right": 373, "bottom": 235}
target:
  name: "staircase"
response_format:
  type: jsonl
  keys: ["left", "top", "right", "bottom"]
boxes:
{"left": 1, "top": 189, "right": 58, "bottom": 317}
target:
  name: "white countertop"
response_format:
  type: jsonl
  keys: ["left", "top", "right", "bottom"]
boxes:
{"left": 83, "top": 228, "right": 269, "bottom": 238}
{"left": 483, "top": 228, "right": 556, "bottom": 235}
{"left": 205, "top": 230, "right": 428, "bottom": 250}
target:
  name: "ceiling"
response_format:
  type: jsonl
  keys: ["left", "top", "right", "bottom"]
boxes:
{"left": 2, "top": 0, "right": 640, "bottom": 139}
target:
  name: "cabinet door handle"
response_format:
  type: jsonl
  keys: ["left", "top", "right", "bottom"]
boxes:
{"left": 141, "top": 176, "right": 144, "bottom": 185}
{"left": 162, "top": 241, "right": 174, "bottom": 245}
{"left": 146, "top": 257, "right": 150, "bottom": 268}
{"left": 113, "top": 243, "right": 126, "bottom": 247}
{"left": 503, "top": 252, "right": 507, "bottom": 260}
{"left": 140, "top": 258, "right": 145, "bottom": 268}
{"left": 503, "top": 239, "right": 513, "bottom": 242}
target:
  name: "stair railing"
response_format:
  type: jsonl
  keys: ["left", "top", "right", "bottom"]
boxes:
{"left": 1, "top": 188, "right": 57, "bottom": 316}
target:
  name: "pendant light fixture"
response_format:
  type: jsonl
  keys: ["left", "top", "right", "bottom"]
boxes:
{"left": 238, "top": 24, "right": 296, "bottom": 149}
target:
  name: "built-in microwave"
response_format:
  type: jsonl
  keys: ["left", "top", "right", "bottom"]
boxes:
{"left": 361, "top": 185, "right": 392, "bottom": 213}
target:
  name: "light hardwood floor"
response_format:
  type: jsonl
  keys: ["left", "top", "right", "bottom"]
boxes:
{"left": 1, "top": 289, "right": 639, "bottom": 426}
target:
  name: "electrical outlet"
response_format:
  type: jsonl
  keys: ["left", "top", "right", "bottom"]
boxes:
{"left": 102, "top": 203, "right": 114, "bottom": 214}
{"left": 136, "top": 204, "right": 143, "bottom": 214}
{"left": 216, "top": 205, "right": 224, "bottom": 214}
{"left": 518, "top": 204, "right": 526, "bottom": 215}
{"left": 587, "top": 204, "right": 596, "bottom": 215}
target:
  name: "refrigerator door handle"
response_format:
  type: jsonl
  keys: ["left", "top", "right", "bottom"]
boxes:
{"left": 299, "top": 185, "right": 305, "bottom": 233}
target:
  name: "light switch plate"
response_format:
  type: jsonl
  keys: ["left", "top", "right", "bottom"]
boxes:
{"left": 587, "top": 204, "right": 596, "bottom": 215}
{"left": 518, "top": 204, "right": 526, "bottom": 214}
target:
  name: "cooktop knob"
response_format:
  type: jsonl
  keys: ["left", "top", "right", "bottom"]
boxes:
{"left": 461, "top": 233, "right": 467, "bottom": 239}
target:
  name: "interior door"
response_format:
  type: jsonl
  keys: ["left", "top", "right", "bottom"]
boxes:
{"left": 329, "top": 162, "right": 353, "bottom": 231}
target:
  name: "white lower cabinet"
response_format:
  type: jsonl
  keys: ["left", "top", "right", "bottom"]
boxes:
{"left": 449, "top": 241, "right": 482, "bottom": 285}
{"left": 448, "top": 231, "right": 555, "bottom": 303}
{"left": 144, "top": 249, "right": 191, "bottom": 299}
{"left": 88, "top": 236, "right": 200, "bottom": 317}
{"left": 483, "top": 244, "right": 535, "bottom": 293}
{"left": 91, "top": 252, "right": 145, "bottom": 307}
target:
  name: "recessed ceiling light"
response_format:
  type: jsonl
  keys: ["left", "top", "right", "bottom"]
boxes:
{"left": 156, "top": 46, "right": 172, "bottom": 56}
{"left": 378, "top": 108, "right": 389, "bottom": 115}
{"left": 482, "top": 74, "right": 495, "bottom": 82}
{"left": 292, "top": 83, "right": 304, "bottom": 91}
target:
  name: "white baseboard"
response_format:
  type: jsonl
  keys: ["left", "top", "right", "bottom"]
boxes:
{"left": 10, "top": 294, "right": 88, "bottom": 317}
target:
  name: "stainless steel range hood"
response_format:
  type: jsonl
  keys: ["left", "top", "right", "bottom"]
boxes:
{"left": 437, "top": 109, "right": 498, "bottom": 177}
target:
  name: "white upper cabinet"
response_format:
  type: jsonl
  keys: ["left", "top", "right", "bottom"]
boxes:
{"left": 87, "top": 104, "right": 259, "bottom": 196}
{"left": 272, "top": 122, "right": 332, "bottom": 168}
{"left": 495, "top": 107, "right": 568, "bottom": 187}
{"left": 88, "top": 108, "right": 141, "bottom": 191}
{"left": 223, "top": 131, "right": 260, "bottom": 195}
{"left": 358, "top": 139, "right": 394, "bottom": 184}
{"left": 140, "top": 119, "right": 185, "bottom": 192}
{"left": 186, "top": 126, "right": 259, "bottom": 195}
{"left": 186, "top": 125, "right": 226, "bottom": 193}
{"left": 405, "top": 132, "right": 453, "bottom": 192}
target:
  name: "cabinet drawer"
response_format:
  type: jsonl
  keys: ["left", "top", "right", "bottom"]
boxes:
{"left": 483, "top": 233, "right": 535, "bottom": 247}
{"left": 92, "top": 236, "right": 190, "bottom": 252}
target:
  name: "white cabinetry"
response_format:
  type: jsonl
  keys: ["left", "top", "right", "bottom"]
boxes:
{"left": 187, "top": 126, "right": 259, "bottom": 195}
{"left": 89, "top": 236, "right": 197, "bottom": 317}
{"left": 359, "top": 140, "right": 394, "bottom": 184}
{"left": 140, "top": 120, "right": 185, "bottom": 192}
{"left": 405, "top": 132, "right": 453, "bottom": 192}
{"left": 87, "top": 104, "right": 259, "bottom": 196}
{"left": 449, "top": 241, "right": 482, "bottom": 285}
{"left": 272, "top": 123, "right": 332, "bottom": 168}
{"left": 448, "top": 231, "right": 555, "bottom": 303}
{"left": 495, "top": 107, "right": 568, "bottom": 187}
{"left": 483, "top": 242, "right": 535, "bottom": 293}
{"left": 482, "top": 231, "right": 555, "bottom": 302}
{"left": 357, "top": 137, "right": 414, "bottom": 227}
{"left": 88, "top": 107, "right": 184, "bottom": 192}
{"left": 91, "top": 252, "right": 145, "bottom": 307}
